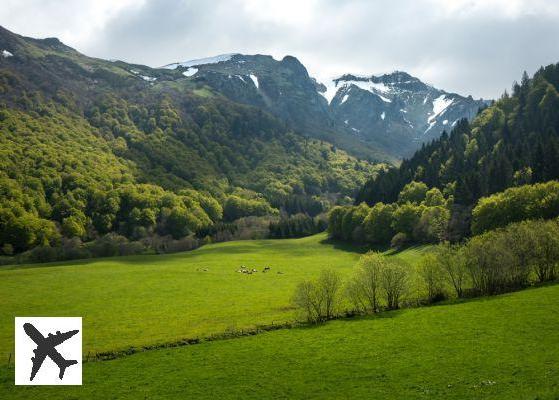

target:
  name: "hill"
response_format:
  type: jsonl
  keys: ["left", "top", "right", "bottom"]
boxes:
{"left": 162, "top": 53, "right": 390, "bottom": 161}
{"left": 0, "top": 26, "right": 382, "bottom": 254}
{"left": 2, "top": 281, "right": 557, "bottom": 399}
{"left": 356, "top": 64, "right": 559, "bottom": 208}
{"left": 326, "top": 71, "right": 488, "bottom": 157}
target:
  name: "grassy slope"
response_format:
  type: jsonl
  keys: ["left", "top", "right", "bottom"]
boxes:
{"left": 0, "top": 234, "right": 428, "bottom": 358}
{"left": 2, "top": 284, "right": 558, "bottom": 399}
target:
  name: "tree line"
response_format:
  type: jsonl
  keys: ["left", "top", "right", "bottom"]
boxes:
{"left": 328, "top": 181, "right": 452, "bottom": 247}
{"left": 294, "top": 218, "right": 559, "bottom": 323}
{"left": 356, "top": 64, "right": 559, "bottom": 209}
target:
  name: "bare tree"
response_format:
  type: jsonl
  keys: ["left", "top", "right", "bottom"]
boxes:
{"left": 346, "top": 252, "right": 383, "bottom": 313}
{"left": 381, "top": 261, "right": 408, "bottom": 309}
{"left": 436, "top": 243, "right": 467, "bottom": 298}
{"left": 317, "top": 269, "right": 342, "bottom": 320}
{"left": 293, "top": 280, "right": 322, "bottom": 323}
{"left": 293, "top": 269, "right": 342, "bottom": 323}
{"left": 418, "top": 254, "right": 445, "bottom": 302}
{"left": 532, "top": 220, "right": 559, "bottom": 282}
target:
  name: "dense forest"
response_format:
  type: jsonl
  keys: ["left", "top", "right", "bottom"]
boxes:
{"left": 357, "top": 64, "right": 559, "bottom": 206}
{"left": 331, "top": 65, "right": 559, "bottom": 246}
{"left": 0, "top": 26, "right": 380, "bottom": 259}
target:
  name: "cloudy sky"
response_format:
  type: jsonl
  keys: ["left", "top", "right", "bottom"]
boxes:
{"left": 1, "top": 0, "right": 558, "bottom": 98}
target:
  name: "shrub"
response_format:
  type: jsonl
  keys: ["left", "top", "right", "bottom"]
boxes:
{"left": 293, "top": 269, "right": 342, "bottom": 323}
{"left": 418, "top": 254, "right": 446, "bottom": 303}
{"left": 346, "top": 252, "right": 383, "bottom": 313}
{"left": 390, "top": 232, "right": 409, "bottom": 250}
{"left": 380, "top": 261, "right": 408, "bottom": 309}
{"left": 472, "top": 181, "right": 559, "bottom": 234}
{"left": 435, "top": 243, "right": 468, "bottom": 298}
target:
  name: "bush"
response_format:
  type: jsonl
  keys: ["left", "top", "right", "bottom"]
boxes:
{"left": 390, "top": 232, "right": 409, "bottom": 250}
{"left": 380, "top": 261, "right": 408, "bottom": 309}
{"left": 472, "top": 181, "right": 559, "bottom": 234}
{"left": 346, "top": 252, "right": 383, "bottom": 313}
{"left": 418, "top": 254, "right": 446, "bottom": 303}
{"left": 435, "top": 243, "right": 468, "bottom": 298}
{"left": 293, "top": 269, "right": 342, "bottom": 323}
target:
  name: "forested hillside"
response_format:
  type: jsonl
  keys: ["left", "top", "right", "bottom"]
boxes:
{"left": 0, "top": 26, "right": 380, "bottom": 257}
{"left": 357, "top": 64, "right": 559, "bottom": 206}
{"left": 329, "top": 65, "right": 559, "bottom": 246}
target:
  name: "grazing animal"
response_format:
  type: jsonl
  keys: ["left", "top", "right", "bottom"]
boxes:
{"left": 263, "top": 266, "right": 271, "bottom": 272}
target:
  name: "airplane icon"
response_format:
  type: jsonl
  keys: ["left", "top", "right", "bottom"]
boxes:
{"left": 23, "top": 322, "right": 79, "bottom": 381}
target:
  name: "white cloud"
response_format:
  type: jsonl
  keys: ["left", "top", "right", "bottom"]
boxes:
{"left": 427, "top": 0, "right": 559, "bottom": 19}
{"left": 0, "top": 0, "right": 143, "bottom": 47}
{"left": 0, "top": 0, "right": 558, "bottom": 98}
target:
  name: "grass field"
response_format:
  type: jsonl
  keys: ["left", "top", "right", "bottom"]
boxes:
{"left": 0, "top": 233, "right": 430, "bottom": 358}
{"left": 2, "top": 283, "right": 558, "bottom": 399}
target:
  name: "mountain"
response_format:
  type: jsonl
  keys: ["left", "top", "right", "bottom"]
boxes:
{"left": 323, "top": 71, "right": 489, "bottom": 157}
{"left": 166, "top": 54, "right": 489, "bottom": 159}
{"left": 0, "top": 26, "right": 381, "bottom": 254}
{"left": 161, "top": 53, "right": 391, "bottom": 161}
{"left": 356, "top": 64, "right": 559, "bottom": 207}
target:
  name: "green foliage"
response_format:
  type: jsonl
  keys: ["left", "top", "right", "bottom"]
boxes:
{"left": 223, "top": 195, "right": 277, "bottom": 221}
{"left": 398, "top": 181, "right": 428, "bottom": 204}
{"left": 391, "top": 203, "right": 423, "bottom": 238}
{"left": 0, "top": 32, "right": 381, "bottom": 255}
{"left": 471, "top": 180, "right": 559, "bottom": 234}
{"left": 329, "top": 182, "right": 452, "bottom": 247}
{"left": 423, "top": 218, "right": 559, "bottom": 299}
{"left": 363, "top": 202, "right": 396, "bottom": 244}
{"left": 269, "top": 213, "right": 326, "bottom": 238}
{"left": 357, "top": 64, "right": 559, "bottom": 214}
{"left": 390, "top": 232, "right": 409, "bottom": 250}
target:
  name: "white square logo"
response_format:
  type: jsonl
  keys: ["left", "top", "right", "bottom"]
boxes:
{"left": 15, "top": 317, "right": 82, "bottom": 385}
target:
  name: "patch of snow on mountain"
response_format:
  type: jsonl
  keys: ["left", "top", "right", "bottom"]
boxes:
{"left": 338, "top": 80, "right": 392, "bottom": 101}
{"left": 428, "top": 95, "right": 454, "bottom": 124}
{"left": 344, "top": 119, "right": 349, "bottom": 125}
{"left": 236, "top": 75, "right": 246, "bottom": 83}
{"left": 443, "top": 119, "right": 448, "bottom": 125}
{"left": 162, "top": 53, "right": 238, "bottom": 69}
{"left": 249, "top": 74, "right": 259, "bottom": 89}
{"left": 341, "top": 94, "right": 349, "bottom": 104}
{"left": 182, "top": 67, "right": 198, "bottom": 77}
{"left": 1, "top": 50, "right": 13, "bottom": 58}
{"left": 370, "top": 81, "right": 390, "bottom": 94}
{"left": 377, "top": 94, "right": 392, "bottom": 103}
{"left": 381, "top": 112, "right": 386, "bottom": 120}
{"left": 318, "top": 79, "right": 339, "bottom": 104}
{"left": 140, "top": 75, "right": 156, "bottom": 82}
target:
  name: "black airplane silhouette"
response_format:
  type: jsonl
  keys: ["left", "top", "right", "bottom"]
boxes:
{"left": 23, "top": 322, "right": 79, "bottom": 381}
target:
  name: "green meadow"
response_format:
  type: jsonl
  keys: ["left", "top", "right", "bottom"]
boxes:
{"left": 2, "top": 284, "right": 558, "bottom": 399}
{"left": 0, "top": 234, "right": 429, "bottom": 358}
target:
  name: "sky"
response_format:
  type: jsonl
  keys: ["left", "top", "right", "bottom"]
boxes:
{"left": 1, "top": 0, "right": 559, "bottom": 99}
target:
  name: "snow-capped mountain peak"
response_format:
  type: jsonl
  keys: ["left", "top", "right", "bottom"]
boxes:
{"left": 325, "top": 71, "right": 488, "bottom": 156}
{"left": 161, "top": 53, "right": 240, "bottom": 70}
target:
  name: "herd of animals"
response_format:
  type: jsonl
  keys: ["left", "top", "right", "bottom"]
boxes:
{"left": 195, "top": 266, "right": 284, "bottom": 274}
{"left": 237, "top": 265, "right": 283, "bottom": 275}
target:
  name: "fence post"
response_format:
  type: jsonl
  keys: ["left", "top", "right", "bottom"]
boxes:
{"left": 7, "top": 353, "right": 11, "bottom": 366}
